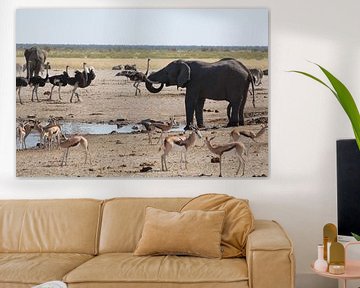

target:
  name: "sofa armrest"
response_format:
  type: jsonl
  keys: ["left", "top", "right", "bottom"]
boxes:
{"left": 246, "top": 220, "right": 295, "bottom": 288}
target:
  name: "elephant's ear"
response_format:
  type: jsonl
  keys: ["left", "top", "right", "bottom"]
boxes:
{"left": 177, "top": 61, "right": 191, "bottom": 88}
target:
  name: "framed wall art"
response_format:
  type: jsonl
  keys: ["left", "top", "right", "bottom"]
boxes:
{"left": 16, "top": 8, "right": 269, "bottom": 178}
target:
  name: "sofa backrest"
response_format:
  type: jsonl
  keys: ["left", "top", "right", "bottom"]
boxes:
{"left": 0, "top": 199, "right": 102, "bottom": 255}
{"left": 99, "top": 197, "right": 190, "bottom": 253}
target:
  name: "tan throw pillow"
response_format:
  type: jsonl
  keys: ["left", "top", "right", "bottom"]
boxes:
{"left": 134, "top": 207, "right": 225, "bottom": 258}
{"left": 181, "top": 193, "right": 254, "bottom": 258}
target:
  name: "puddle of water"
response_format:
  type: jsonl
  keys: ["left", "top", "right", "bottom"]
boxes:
{"left": 17, "top": 121, "right": 185, "bottom": 149}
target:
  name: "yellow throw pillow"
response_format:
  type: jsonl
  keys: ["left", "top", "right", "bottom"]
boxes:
{"left": 134, "top": 207, "right": 225, "bottom": 258}
{"left": 181, "top": 193, "right": 254, "bottom": 258}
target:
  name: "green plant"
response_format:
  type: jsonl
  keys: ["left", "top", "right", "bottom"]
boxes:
{"left": 290, "top": 63, "right": 360, "bottom": 150}
{"left": 352, "top": 232, "right": 360, "bottom": 241}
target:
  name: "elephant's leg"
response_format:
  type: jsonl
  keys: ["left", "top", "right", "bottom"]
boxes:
{"left": 195, "top": 98, "right": 206, "bottom": 128}
{"left": 227, "top": 99, "right": 240, "bottom": 127}
{"left": 238, "top": 89, "right": 249, "bottom": 126}
{"left": 227, "top": 103, "right": 231, "bottom": 121}
{"left": 184, "top": 93, "right": 197, "bottom": 130}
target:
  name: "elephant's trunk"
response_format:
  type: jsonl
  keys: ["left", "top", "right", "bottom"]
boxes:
{"left": 145, "top": 78, "right": 164, "bottom": 93}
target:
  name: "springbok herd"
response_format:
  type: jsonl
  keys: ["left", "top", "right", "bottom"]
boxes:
{"left": 17, "top": 114, "right": 267, "bottom": 177}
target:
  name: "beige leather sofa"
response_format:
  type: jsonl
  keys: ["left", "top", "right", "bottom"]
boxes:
{"left": 0, "top": 198, "right": 294, "bottom": 288}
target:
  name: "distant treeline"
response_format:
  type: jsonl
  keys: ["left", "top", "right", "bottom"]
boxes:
{"left": 16, "top": 44, "right": 268, "bottom": 59}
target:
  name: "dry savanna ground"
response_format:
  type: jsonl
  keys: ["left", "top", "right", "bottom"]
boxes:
{"left": 16, "top": 56, "right": 268, "bottom": 178}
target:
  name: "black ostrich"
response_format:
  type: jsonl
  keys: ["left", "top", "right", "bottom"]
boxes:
{"left": 16, "top": 77, "right": 29, "bottom": 105}
{"left": 29, "top": 62, "right": 50, "bottom": 102}
{"left": 16, "top": 64, "right": 30, "bottom": 104}
{"left": 124, "top": 64, "right": 137, "bottom": 71}
{"left": 115, "top": 58, "right": 150, "bottom": 95}
{"left": 68, "top": 63, "right": 96, "bottom": 103}
{"left": 48, "top": 66, "right": 69, "bottom": 100}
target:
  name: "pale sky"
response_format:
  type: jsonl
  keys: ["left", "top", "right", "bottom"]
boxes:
{"left": 16, "top": 9, "right": 268, "bottom": 46}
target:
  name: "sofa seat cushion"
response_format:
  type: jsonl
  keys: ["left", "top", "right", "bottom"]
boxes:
{"left": 64, "top": 253, "right": 248, "bottom": 285}
{"left": 0, "top": 253, "right": 93, "bottom": 285}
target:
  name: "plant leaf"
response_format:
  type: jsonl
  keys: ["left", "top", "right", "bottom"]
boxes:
{"left": 351, "top": 232, "right": 360, "bottom": 241}
{"left": 289, "top": 65, "right": 360, "bottom": 150}
{"left": 316, "top": 64, "right": 360, "bottom": 150}
{"left": 289, "top": 70, "right": 337, "bottom": 99}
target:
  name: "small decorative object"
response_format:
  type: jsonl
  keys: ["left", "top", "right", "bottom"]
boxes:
{"left": 290, "top": 63, "right": 360, "bottom": 150}
{"left": 328, "top": 264, "right": 345, "bottom": 275}
{"left": 323, "top": 223, "right": 337, "bottom": 261}
{"left": 328, "top": 242, "right": 345, "bottom": 275}
{"left": 314, "top": 244, "right": 328, "bottom": 272}
{"left": 327, "top": 242, "right": 332, "bottom": 264}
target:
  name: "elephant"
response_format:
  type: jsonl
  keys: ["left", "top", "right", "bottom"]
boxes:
{"left": 250, "top": 68, "right": 264, "bottom": 86}
{"left": 24, "top": 46, "right": 47, "bottom": 79}
{"left": 145, "top": 58, "right": 254, "bottom": 129}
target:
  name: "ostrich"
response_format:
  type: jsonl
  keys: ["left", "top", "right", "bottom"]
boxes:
{"left": 29, "top": 62, "right": 50, "bottom": 102}
{"left": 124, "top": 64, "right": 137, "bottom": 71}
{"left": 16, "top": 63, "right": 30, "bottom": 104}
{"left": 67, "top": 63, "right": 96, "bottom": 103}
{"left": 16, "top": 76, "right": 28, "bottom": 104}
{"left": 60, "top": 135, "right": 91, "bottom": 166}
{"left": 16, "top": 77, "right": 28, "bottom": 105}
{"left": 48, "top": 66, "right": 69, "bottom": 100}
{"left": 116, "top": 58, "right": 150, "bottom": 95}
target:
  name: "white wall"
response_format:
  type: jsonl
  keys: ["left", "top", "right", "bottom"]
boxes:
{"left": 1, "top": 0, "right": 359, "bottom": 287}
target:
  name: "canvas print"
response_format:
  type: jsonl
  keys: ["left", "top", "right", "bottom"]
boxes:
{"left": 16, "top": 9, "right": 269, "bottom": 177}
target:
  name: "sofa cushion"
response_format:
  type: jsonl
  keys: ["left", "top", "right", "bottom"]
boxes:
{"left": 181, "top": 194, "right": 254, "bottom": 258}
{"left": 0, "top": 199, "right": 102, "bottom": 254}
{"left": 99, "top": 198, "right": 190, "bottom": 253}
{"left": 0, "top": 253, "right": 93, "bottom": 285}
{"left": 63, "top": 253, "right": 248, "bottom": 285}
{"left": 134, "top": 207, "right": 225, "bottom": 258}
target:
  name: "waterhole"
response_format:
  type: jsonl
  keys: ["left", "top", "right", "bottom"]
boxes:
{"left": 17, "top": 121, "right": 185, "bottom": 149}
